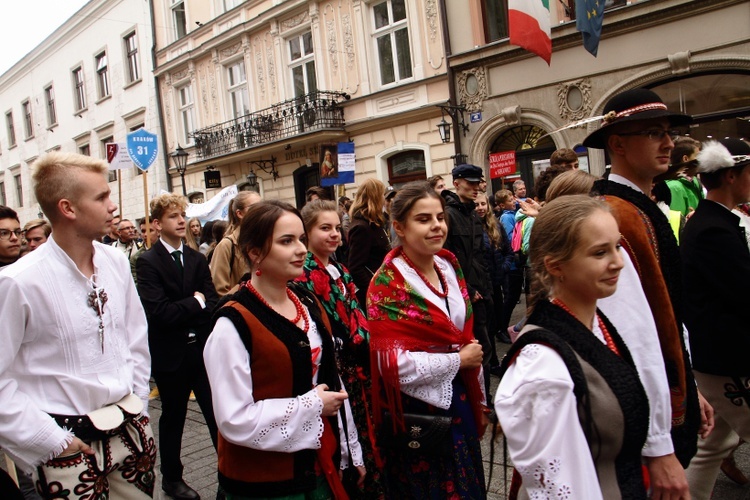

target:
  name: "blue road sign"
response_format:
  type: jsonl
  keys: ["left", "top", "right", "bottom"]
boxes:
{"left": 126, "top": 128, "right": 159, "bottom": 171}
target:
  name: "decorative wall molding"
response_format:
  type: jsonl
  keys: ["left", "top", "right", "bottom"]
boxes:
{"left": 280, "top": 11, "right": 309, "bottom": 33}
{"left": 457, "top": 67, "right": 487, "bottom": 112}
{"left": 342, "top": 13, "right": 355, "bottom": 70}
{"left": 668, "top": 50, "right": 691, "bottom": 75}
{"left": 425, "top": 0, "right": 439, "bottom": 43}
{"left": 556, "top": 78, "right": 592, "bottom": 124}
{"left": 326, "top": 19, "right": 339, "bottom": 74}
{"left": 219, "top": 42, "right": 242, "bottom": 60}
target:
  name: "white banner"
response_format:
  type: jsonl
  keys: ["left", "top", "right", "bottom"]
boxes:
{"left": 186, "top": 184, "right": 238, "bottom": 221}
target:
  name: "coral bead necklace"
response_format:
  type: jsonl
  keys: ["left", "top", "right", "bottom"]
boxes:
{"left": 550, "top": 297, "right": 620, "bottom": 356}
{"left": 246, "top": 281, "right": 309, "bottom": 332}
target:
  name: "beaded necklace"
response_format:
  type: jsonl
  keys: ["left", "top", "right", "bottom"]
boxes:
{"left": 399, "top": 250, "right": 448, "bottom": 299}
{"left": 246, "top": 281, "right": 309, "bottom": 332}
{"left": 550, "top": 297, "right": 620, "bottom": 356}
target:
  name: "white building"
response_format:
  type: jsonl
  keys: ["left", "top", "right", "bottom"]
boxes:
{"left": 0, "top": 0, "right": 166, "bottom": 224}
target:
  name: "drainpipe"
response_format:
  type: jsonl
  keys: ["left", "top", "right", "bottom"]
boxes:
{"left": 438, "top": 0, "right": 462, "bottom": 158}
{"left": 149, "top": 0, "right": 174, "bottom": 193}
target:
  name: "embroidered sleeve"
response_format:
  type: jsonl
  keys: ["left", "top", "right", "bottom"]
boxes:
{"left": 204, "top": 317, "right": 325, "bottom": 453}
{"left": 395, "top": 350, "right": 460, "bottom": 409}
{"left": 495, "top": 344, "right": 604, "bottom": 500}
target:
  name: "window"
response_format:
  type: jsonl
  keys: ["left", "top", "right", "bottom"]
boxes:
{"left": 178, "top": 84, "right": 196, "bottom": 144}
{"left": 226, "top": 61, "right": 250, "bottom": 119}
{"left": 22, "top": 101, "right": 33, "bottom": 139}
{"left": 0, "top": 182, "right": 5, "bottom": 206}
{"left": 100, "top": 136, "right": 116, "bottom": 182}
{"left": 73, "top": 67, "right": 87, "bottom": 112}
{"left": 79, "top": 144, "right": 90, "bottom": 156}
{"left": 131, "top": 124, "right": 145, "bottom": 175}
{"left": 13, "top": 174, "right": 22, "bottom": 207}
{"left": 171, "top": 0, "right": 187, "bottom": 41}
{"left": 372, "top": 0, "right": 412, "bottom": 86}
{"left": 224, "top": 0, "right": 243, "bottom": 11}
{"left": 387, "top": 150, "right": 426, "bottom": 188}
{"left": 44, "top": 85, "right": 57, "bottom": 126}
{"left": 124, "top": 32, "right": 140, "bottom": 83}
{"left": 483, "top": 0, "right": 508, "bottom": 42}
{"left": 5, "top": 112, "right": 16, "bottom": 147}
{"left": 289, "top": 31, "right": 317, "bottom": 97}
{"left": 95, "top": 52, "right": 110, "bottom": 98}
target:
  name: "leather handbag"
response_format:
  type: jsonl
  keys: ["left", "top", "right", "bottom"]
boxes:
{"left": 380, "top": 412, "right": 452, "bottom": 455}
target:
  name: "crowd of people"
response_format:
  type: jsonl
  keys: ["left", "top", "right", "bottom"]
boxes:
{"left": 0, "top": 86, "right": 748, "bottom": 500}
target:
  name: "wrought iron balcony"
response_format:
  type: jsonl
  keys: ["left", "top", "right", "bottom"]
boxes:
{"left": 190, "top": 91, "right": 349, "bottom": 160}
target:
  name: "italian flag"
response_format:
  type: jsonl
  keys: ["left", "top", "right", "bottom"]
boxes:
{"left": 509, "top": 0, "right": 552, "bottom": 64}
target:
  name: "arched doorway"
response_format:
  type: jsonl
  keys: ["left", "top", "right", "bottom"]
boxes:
{"left": 488, "top": 125, "right": 555, "bottom": 196}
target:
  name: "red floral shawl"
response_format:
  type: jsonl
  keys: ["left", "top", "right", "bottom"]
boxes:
{"left": 366, "top": 247, "right": 484, "bottom": 431}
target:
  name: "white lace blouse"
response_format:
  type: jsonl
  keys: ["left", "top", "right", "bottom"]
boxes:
{"left": 388, "top": 255, "right": 485, "bottom": 409}
{"left": 494, "top": 321, "right": 612, "bottom": 499}
{"left": 204, "top": 307, "right": 363, "bottom": 468}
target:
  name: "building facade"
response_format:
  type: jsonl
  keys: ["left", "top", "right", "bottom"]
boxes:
{"left": 152, "top": 0, "right": 458, "bottom": 207}
{"left": 0, "top": 0, "right": 165, "bottom": 223}
{"left": 444, "top": 0, "right": 750, "bottom": 195}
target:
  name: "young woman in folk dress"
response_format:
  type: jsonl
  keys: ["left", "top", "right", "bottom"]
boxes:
{"left": 495, "top": 195, "right": 649, "bottom": 499}
{"left": 367, "top": 182, "right": 487, "bottom": 499}
{"left": 295, "top": 199, "right": 383, "bottom": 498}
{"left": 204, "top": 200, "right": 365, "bottom": 499}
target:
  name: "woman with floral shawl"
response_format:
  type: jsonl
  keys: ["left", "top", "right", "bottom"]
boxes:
{"left": 296, "top": 200, "right": 383, "bottom": 498}
{"left": 366, "top": 182, "right": 487, "bottom": 499}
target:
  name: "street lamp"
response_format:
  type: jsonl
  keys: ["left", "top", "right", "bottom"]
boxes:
{"left": 171, "top": 144, "right": 189, "bottom": 196}
{"left": 435, "top": 103, "right": 469, "bottom": 144}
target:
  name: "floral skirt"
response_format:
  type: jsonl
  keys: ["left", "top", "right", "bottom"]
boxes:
{"left": 381, "top": 379, "right": 485, "bottom": 499}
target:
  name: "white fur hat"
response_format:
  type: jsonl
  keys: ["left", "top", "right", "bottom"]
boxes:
{"left": 697, "top": 138, "right": 750, "bottom": 173}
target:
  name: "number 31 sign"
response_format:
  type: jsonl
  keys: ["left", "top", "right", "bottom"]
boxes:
{"left": 126, "top": 128, "right": 159, "bottom": 171}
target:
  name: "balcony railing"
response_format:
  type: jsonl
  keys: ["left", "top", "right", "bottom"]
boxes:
{"left": 190, "top": 91, "right": 349, "bottom": 160}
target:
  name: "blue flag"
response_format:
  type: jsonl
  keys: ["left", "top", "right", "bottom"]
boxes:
{"left": 576, "top": 0, "right": 605, "bottom": 56}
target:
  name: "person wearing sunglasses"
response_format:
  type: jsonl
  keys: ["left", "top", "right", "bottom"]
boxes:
{"left": 0, "top": 205, "right": 22, "bottom": 268}
{"left": 584, "top": 88, "right": 712, "bottom": 498}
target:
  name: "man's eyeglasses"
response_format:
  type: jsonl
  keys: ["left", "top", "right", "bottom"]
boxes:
{"left": 616, "top": 129, "right": 680, "bottom": 142}
{"left": 0, "top": 229, "right": 23, "bottom": 241}
{"left": 119, "top": 226, "right": 136, "bottom": 232}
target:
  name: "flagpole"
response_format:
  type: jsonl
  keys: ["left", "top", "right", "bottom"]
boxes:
{"left": 117, "top": 174, "right": 123, "bottom": 218}
{"left": 142, "top": 171, "right": 151, "bottom": 249}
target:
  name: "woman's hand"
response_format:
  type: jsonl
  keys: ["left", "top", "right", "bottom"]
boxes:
{"left": 459, "top": 340, "right": 483, "bottom": 370}
{"left": 316, "top": 384, "right": 348, "bottom": 416}
{"left": 338, "top": 466, "right": 367, "bottom": 488}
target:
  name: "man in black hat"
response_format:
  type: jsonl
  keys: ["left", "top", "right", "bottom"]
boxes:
{"left": 585, "top": 88, "right": 709, "bottom": 496}
{"left": 681, "top": 138, "right": 750, "bottom": 498}
{"left": 442, "top": 164, "right": 491, "bottom": 394}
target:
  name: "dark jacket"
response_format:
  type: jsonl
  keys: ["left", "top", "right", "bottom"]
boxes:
{"left": 681, "top": 199, "right": 750, "bottom": 377}
{"left": 136, "top": 241, "right": 219, "bottom": 372}
{"left": 347, "top": 212, "right": 390, "bottom": 307}
{"left": 482, "top": 222, "right": 514, "bottom": 289}
{"left": 442, "top": 190, "right": 490, "bottom": 297}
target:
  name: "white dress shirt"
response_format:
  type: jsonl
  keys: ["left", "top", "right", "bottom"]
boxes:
{"left": 0, "top": 236, "right": 151, "bottom": 471}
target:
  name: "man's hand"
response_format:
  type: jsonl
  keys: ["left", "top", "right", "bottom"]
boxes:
{"left": 646, "top": 453, "right": 690, "bottom": 500}
{"left": 697, "top": 390, "right": 715, "bottom": 439}
{"left": 194, "top": 291, "right": 206, "bottom": 302}
{"left": 59, "top": 437, "right": 95, "bottom": 458}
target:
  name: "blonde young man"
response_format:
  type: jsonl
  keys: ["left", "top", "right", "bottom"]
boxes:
{"left": 22, "top": 218, "right": 52, "bottom": 252}
{"left": 136, "top": 194, "right": 219, "bottom": 500}
{"left": 0, "top": 152, "right": 154, "bottom": 497}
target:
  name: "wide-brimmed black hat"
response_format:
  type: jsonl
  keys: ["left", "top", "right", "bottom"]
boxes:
{"left": 583, "top": 88, "right": 693, "bottom": 149}
{"left": 697, "top": 138, "right": 750, "bottom": 173}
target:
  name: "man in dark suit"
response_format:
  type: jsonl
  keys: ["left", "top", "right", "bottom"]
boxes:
{"left": 681, "top": 138, "right": 750, "bottom": 498}
{"left": 137, "top": 194, "right": 219, "bottom": 500}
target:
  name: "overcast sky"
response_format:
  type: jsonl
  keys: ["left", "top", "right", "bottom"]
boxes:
{"left": 0, "top": 1, "right": 90, "bottom": 76}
